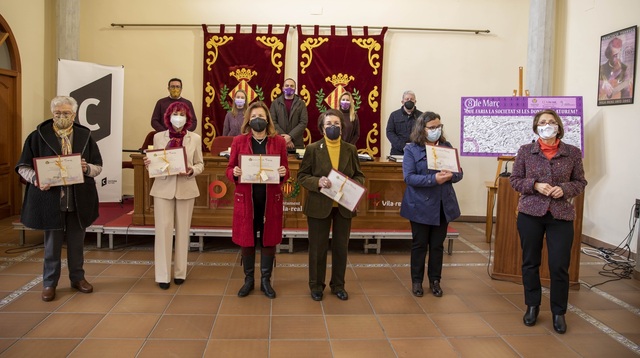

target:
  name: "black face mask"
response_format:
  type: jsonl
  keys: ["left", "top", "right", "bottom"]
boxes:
{"left": 404, "top": 101, "right": 415, "bottom": 110}
{"left": 325, "top": 125, "right": 341, "bottom": 140}
{"left": 249, "top": 117, "right": 268, "bottom": 132}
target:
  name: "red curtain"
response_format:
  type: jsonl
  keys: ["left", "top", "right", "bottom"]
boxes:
{"left": 201, "top": 24, "right": 289, "bottom": 150}
{"left": 297, "top": 26, "right": 387, "bottom": 157}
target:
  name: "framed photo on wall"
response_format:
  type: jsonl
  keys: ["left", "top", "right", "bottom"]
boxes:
{"left": 597, "top": 26, "right": 637, "bottom": 106}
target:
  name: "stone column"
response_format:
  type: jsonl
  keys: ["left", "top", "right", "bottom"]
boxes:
{"left": 526, "top": 0, "right": 556, "bottom": 96}
{"left": 56, "top": 0, "right": 80, "bottom": 60}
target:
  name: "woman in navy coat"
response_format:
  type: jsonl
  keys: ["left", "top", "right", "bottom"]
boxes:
{"left": 400, "top": 111, "right": 462, "bottom": 298}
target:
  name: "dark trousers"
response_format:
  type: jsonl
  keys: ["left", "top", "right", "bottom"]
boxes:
{"left": 307, "top": 207, "right": 352, "bottom": 292}
{"left": 409, "top": 208, "right": 448, "bottom": 284}
{"left": 517, "top": 212, "right": 574, "bottom": 315}
{"left": 43, "top": 211, "right": 86, "bottom": 287}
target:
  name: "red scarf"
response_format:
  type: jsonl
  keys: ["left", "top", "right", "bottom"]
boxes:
{"left": 167, "top": 127, "right": 187, "bottom": 148}
{"left": 538, "top": 138, "right": 559, "bottom": 160}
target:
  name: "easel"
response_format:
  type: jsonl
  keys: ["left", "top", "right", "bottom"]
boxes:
{"left": 484, "top": 67, "right": 528, "bottom": 243}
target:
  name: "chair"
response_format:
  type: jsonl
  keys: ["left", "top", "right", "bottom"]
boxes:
{"left": 210, "top": 136, "right": 234, "bottom": 156}
{"left": 122, "top": 131, "right": 157, "bottom": 169}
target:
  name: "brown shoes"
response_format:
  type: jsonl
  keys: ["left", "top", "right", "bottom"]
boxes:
{"left": 42, "top": 286, "right": 56, "bottom": 302}
{"left": 71, "top": 279, "right": 94, "bottom": 294}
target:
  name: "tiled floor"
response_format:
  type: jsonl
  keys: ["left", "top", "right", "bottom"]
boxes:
{"left": 0, "top": 216, "right": 638, "bottom": 357}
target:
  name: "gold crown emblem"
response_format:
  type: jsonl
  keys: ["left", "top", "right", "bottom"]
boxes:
{"left": 325, "top": 73, "right": 354, "bottom": 87}
{"left": 230, "top": 68, "right": 257, "bottom": 81}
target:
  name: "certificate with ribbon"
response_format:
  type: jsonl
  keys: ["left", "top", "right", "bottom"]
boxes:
{"left": 146, "top": 147, "right": 188, "bottom": 178}
{"left": 320, "top": 169, "right": 366, "bottom": 212}
{"left": 425, "top": 144, "right": 461, "bottom": 173}
{"left": 239, "top": 154, "right": 281, "bottom": 184}
{"left": 33, "top": 154, "right": 84, "bottom": 187}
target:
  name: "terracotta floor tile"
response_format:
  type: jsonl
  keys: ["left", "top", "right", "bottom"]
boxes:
{"left": 270, "top": 340, "right": 332, "bottom": 358}
{"left": 330, "top": 339, "right": 396, "bottom": 358}
{"left": 0, "top": 275, "right": 36, "bottom": 292}
{"left": 272, "top": 295, "right": 325, "bottom": 315}
{"left": 458, "top": 293, "right": 521, "bottom": 312}
{"left": 137, "top": 339, "right": 207, "bottom": 357}
{"left": 186, "top": 265, "right": 233, "bottom": 280}
{"left": 203, "top": 339, "right": 269, "bottom": 357}
{"left": 68, "top": 338, "right": 145, "bottom": 357}
{"left": 0, "top": 291, "right": 72, "bottom": 312}
{"left": 56, "top": 292, "right": 123, "bottom": 313}
{"left": 99, "top": 263, "right": 152, "bottom": 278}
{"left": 378, "top": 314, "right": 441, "bottom": 338}
{"left": 449, "top": 337, "right": 520, "bottom": 358}
{"left": 583, "top": 309, "right": 640, "bottom": 334}
{"left": 218, "top": 295, "right": 272, "bottom": 315}
{"left": 88, "top": 313, "right": 160, "bottom": 338}
{"left": 210, "top": 315, "right": 270, "bottom": 339}
{"left": 561, "top": 333, "right": 639, "bottom": 358}
{"left": 325, "top": 315, "right": 385, "bottom": 339}
{"left": 368, "top": 295, "right": 425, "bottom": 314}
{"left": 502, "top": 335, "right": 581, "bottom": 357}
{"left": 175, "top": 278, "right": 228, "bottom": 295}
{"left": 0, "top": 312, "right": 49, "bottom": 338}
{"left": 322, "top": 294, "right": 374, "bottom": 315}
{"left": 430, "top": 313, "right": 497, "bottom": 337}
{"left": 26, "top": 313, "right": 104, "bottom": 338}
{"left": 352, "top": 266, "right": 398, "bottom": 281}
{"left": 149, "top": 314, "right": 214, "bottom": 339}
{"left": 391, "top": 338, "right": 458, "bottom": 358}
{"left": 85, "top": 276, "right": 138, "bottom": 293}
{"left": 165, "top": 294, "right": 222, "bottom": 315}
{"left": 271, "top": 315, "right": 328, "bottom": 339}
{"left": 0, "top": 339, "right": 80, "bottom": 358}
{"left": 111, "top": 293, "right": 172, "bottom": 313}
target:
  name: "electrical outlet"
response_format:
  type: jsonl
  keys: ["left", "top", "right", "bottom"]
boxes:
{"left": 635, "top": 198, "right": 640, "bottom": 219}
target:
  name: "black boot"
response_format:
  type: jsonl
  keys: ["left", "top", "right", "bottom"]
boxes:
{"left": 260, "top": 249, "right": 276, "bottom": 299}
{"left": 238, "top": 253, "right": 255, "bottom": 297}
{"left": 523, "top": 306, "right": 539, "bottom": 326}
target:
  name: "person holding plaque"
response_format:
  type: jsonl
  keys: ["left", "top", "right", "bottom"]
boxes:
{"left": 16, "top": 96, "right": 103, "bottom": 302}
{"left": 144, "top": 102, "right": 204, "bottom": 290}
{"left": 510, "top": 109, "right": 587, "bottom": 334}
{"left": 400, "top": 111, "right": 462, "bottom": 298}
{"left": 226, "top": 101, "right": 289, "bottom": 299}
{"left": 297, "top": 109, "right": 365, "bottom": 302}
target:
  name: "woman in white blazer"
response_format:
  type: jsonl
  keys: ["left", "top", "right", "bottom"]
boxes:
{"left": 144, "top": 102, "right": 204, "bottom": 289}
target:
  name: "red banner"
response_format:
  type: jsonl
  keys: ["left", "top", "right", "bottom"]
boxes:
{"left": 201, "top": 25, "right": 289, "bottom": 150}
{"left": 297, "top": 26, "right": 387, "bottom": 156}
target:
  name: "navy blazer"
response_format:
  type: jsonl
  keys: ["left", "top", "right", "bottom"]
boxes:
{"left": 399, "top": 142, "right": 462, "bottom": 225}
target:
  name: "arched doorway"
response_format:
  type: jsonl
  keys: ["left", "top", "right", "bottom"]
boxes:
{"left": 0, "top": 14, "right": 22, "bottom": 219}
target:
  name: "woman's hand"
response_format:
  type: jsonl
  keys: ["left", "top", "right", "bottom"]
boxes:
{"left": 534, "top": 182, "right": 564, "bottom": 198}
{"left": 143, "top": 156, "right": 150, "bottom": 169}
{"left": 435, "top": 170, "right": 453, "bottom": 184}
{"left": 278, "top": 165, "right": 286, "bottom": 177}
{"left": 179, "top": 167, "right": 194, "bottom": 176}
{"left": 319, "top": 176, "right": 331, "bottom": 189}
{"left": 81, "top": 159, "right": 88, "bottom": 173}
{"left": 233, "top": 166, "right": 242, "bottom": 177}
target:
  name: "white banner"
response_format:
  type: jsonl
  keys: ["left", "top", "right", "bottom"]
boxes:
{"left": 57, "top": 59, "right": 124, "bottom": 202}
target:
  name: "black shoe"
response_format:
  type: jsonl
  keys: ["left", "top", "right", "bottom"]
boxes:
{"left": 523, "top": 306, "right": 539, "bottom": 326}
{"left": 158, "top": 282, "right": 170, "bottom": 290}
{"left": 553, "top": 314, "right": 567, "bottom": 334}
{"left": 238, "top": 279, "right": 254, "bottom": 297}
{"left": 332, "top": 289, "right": 348, "bottom": 301}
{"left": 173, "top": 278, "right": 185, "bottom": 285}
{"left": 430, "top": 280, "right": 443, "bottom": 297}
{"left": 412, "top": 283, "right": 424, "bottom": 297}
{"left": 311, "top": 291, "right": 323, "bottom": 301}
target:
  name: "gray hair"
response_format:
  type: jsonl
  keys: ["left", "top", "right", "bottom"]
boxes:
{"left": 50, "top": 96, "right": 78, "bottom": 113}
{"left": 402, "top": 90, "right": 416, "bottom": 99}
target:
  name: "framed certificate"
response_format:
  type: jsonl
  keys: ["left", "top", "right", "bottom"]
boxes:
{"left": 425, "top": 145, "right": 461, "bottom": 173}
{"left": 33, "top": 154, "right": 84, "bottom": 187}
{"left": 146, "top": 147, "right": 188, "bottom": 178}
{"left": 320, "top": 169, "right": 366, "bottom": 212}
{"left": 239, "top": 154, "right": 281, "bottom": 184}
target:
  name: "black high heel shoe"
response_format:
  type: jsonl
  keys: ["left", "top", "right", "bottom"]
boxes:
{"left": 523, "top": 306, "right": 539, "bottom": 326}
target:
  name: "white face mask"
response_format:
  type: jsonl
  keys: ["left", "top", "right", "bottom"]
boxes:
{"left": 170, "top": 114, "right": 187, "bottom": 129}
{"left": 427, "top": 127, "right": 442, "bottom": 142}
{"left": 537, "top": 124, "right": 558, "bottom": 139}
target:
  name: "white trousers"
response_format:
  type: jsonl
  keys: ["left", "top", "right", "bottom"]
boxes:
{"left": 153, "top": 197, "right": 195, "bottom": 283}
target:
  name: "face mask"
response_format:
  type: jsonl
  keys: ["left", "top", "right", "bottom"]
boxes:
{"left": 283, "top": 87, "right": 295, "bottom": 97}
{"left": 404, "top": 101, "right": 415, "bottom": 110}
{"left": 249, "top": 117, "right": 268, "bottom": 132}
{"left": 427, "top": 127, "right": 442, "bottom": 142}
{"left": 325, "top": 125, "right": 341, "bottom": 140}
{"left": 537, "top": 124, "right": 558, "bottom": 139}
{"left": 170, "top": 114, "right": 187, "bottom": 129}
{"left": 169, "top": 88, "right": 181, "bottom": 98}
{"left": 340, "top": 100, "right": 351, "bottom": 111}
{"left": 53, "top": 116, "right": 74, "bottom": 130}
{"left": 234, "top": 98, "right": 246, "bottom": 108}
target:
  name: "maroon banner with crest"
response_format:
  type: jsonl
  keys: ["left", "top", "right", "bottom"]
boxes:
{"left": 201, "top": 24, "right": 289, "bottom": 150}
{"left": 297, "top": 26, "right": 387, "bottom": 156}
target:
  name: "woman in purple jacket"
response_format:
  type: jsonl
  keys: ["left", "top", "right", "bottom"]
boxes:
{"left": 400, "top": 112, "right": 462, "bottom": 298}
{"left": 510, "top": 109, "right": 587, "bottom": 334}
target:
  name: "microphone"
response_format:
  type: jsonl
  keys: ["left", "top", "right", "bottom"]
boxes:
{"left": 499, "top": 161, "right": 511, "bottom": 177}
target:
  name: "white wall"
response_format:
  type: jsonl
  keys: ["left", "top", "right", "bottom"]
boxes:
{"left": 559, "top": 0, "right": 640, "bottom": 252}
{"left": 2, "top": 0, "right": 637, "bottom": 251}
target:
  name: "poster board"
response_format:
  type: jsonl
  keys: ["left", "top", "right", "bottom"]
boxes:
{"left": 460, "top": 96, "right": 583, "bottom": 157}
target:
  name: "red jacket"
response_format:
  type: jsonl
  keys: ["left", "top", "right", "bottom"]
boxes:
{"left": 226, "top": 133, "right": 290, "bottom": 247}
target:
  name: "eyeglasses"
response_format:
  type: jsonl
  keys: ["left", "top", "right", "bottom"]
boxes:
{"left": 425, "top": 124, "right": 443, "bottom": 130}
{"left": 53, "top": 111, "right": 74, "bottom": 117}
{"left": 538, "top": 121, "right": 558, "bottom": 126}
{"left": 169, "top": 85, "right": 182, "bottom": 89}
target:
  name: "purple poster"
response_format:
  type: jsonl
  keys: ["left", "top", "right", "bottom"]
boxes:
{"left": 460, "top": 96, "right": 583, "bottom": 157}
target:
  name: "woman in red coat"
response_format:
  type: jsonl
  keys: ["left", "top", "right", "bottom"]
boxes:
{"left": 226, "top": 101, "right": 289, "bottom": 299}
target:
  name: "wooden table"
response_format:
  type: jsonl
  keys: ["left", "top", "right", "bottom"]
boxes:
{"left": 131, "top": 154, "right": 411, "bottom": 230}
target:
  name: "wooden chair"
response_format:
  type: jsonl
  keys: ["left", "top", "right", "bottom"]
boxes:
{"left": 210, "top": 136, "right": 234, "bottom": 156}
